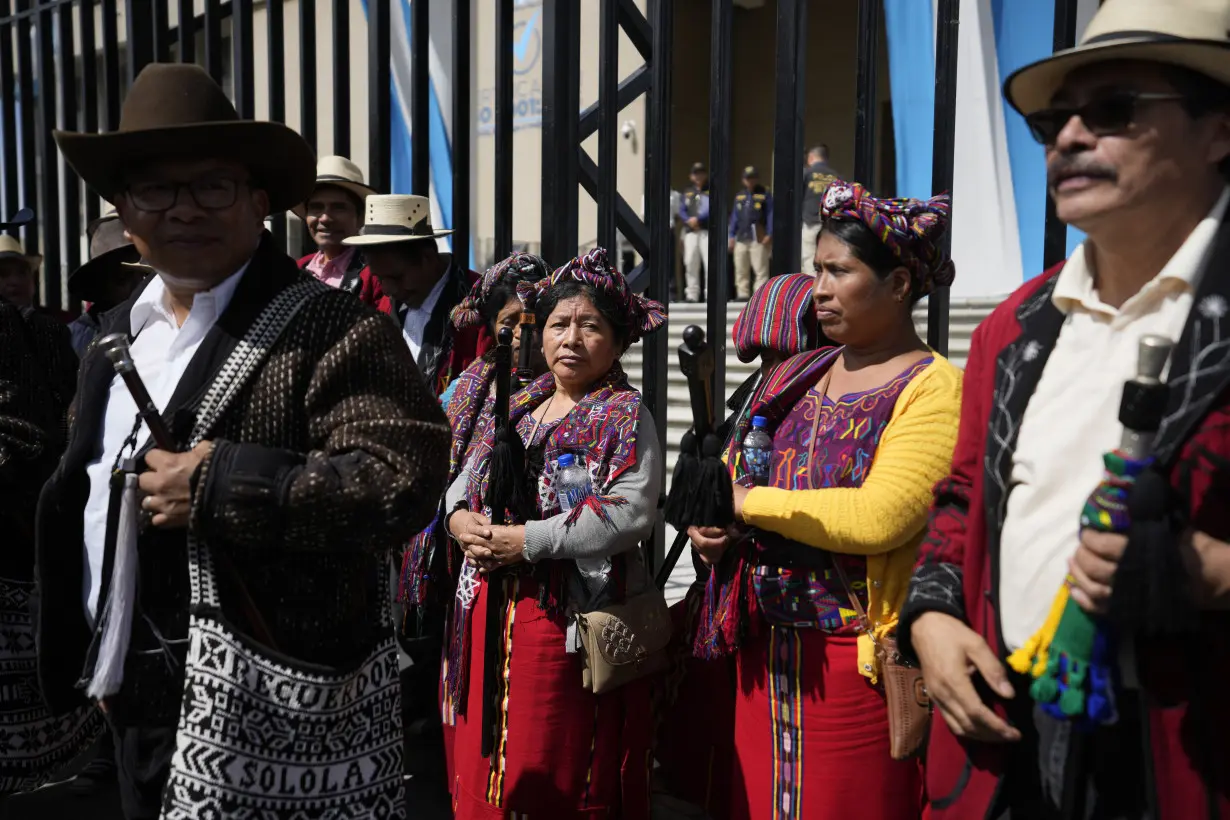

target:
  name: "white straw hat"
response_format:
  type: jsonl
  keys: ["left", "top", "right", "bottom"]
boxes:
{"left": 342, "top": 194, "right": 454, "bottom": 247}
{"left": 291, "top": 155, "right": 377, "bottom": 220}
{"left": 0, "top": 234, "right": 40, "bottom": 271}
{"left": 1005, "top": 0, "right": 1230, "bottom": 116}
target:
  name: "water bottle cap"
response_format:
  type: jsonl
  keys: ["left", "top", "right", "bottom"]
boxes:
{"left": 558, "top": 454, "right": 575, "bottom": 468}
{"left": 752, "top": 415, "right": 768, "bottom": 428}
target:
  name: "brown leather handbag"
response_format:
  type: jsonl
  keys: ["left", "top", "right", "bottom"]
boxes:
{"left": 832, "top": 560, "right": 931, "bottom": 760}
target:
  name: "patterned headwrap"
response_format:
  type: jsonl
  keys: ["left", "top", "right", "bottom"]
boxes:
{"left": 521, "top": 247, "right": 667, "bottom": 344}
{"left": 820, "top": 180, "right": 956, "bottom": 297}
{"left": 450, "top": 251, "right": 552, "bottom": 330}
{"left": 731, "top": 272, "right": 818, "bottom": 363}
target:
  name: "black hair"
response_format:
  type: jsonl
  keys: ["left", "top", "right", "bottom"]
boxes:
{"left": 821, "top": 218, "right": 924, "bottom": 305}
{"left": 482, "top": 282, "right": 522, "bottom": 329}
{"left": 535, "top": 279, "right": 631, "bottom": 350}
{"left": 1160, "top": 65, "right": 1230, "bottom": 179}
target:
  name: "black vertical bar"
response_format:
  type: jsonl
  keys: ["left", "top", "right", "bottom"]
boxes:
{"left": 267, "top": 0, "right": 287, "bottom": 249}
{"left": 58, "top": 0, "right": 81, "bottom": 282}
{"left": 771, "top": 0, "right": 806, "bottom": 276}
{"left": 643, "top": 0, "right": 673, "bottom": 572}
{"left": 540, "top": 0, "right": 578, "bottom": 264}
{"left": 232, "top": 0, "right": 255, "bottom": 117}
{"left": 452, "top": 0, "right": 471, "bottom": 266}
{"left": 927, "top": 0, "right": 960, "bottom": 356}
{"left": 126, "top": 0, "right": 154, "bottom": 85}
{"left": 707, "top": 0, "right": 733, "bottom": 411}
{"left": 204, "top": 0, "right": 222, "bottom": 85}
{"left": 16, "top": 0, "right": 37, "bottom": 253}
{"left": 0, "top": 0, "right": 18, "bottom": 219}
{"left": 596, "top": 0, "right": 617, "bottom": 254}
{"left": 369, "top": 0, "right": 392, "bottom": 194}
{"left": 494, "top": 0, "right": 513, "bottom": 258}
{"left": 411, "top": 0, "right": 430, "bottom": 195}
{"left": 299, "top": 0, "right": 317, "bottom": 153}
{"left": 78, "top": 0, "right": 100, "bottom": 226}
{"left": 100, "top": 0, "right": 120, "bottom": 129}
{"left": 1043, "top": 0, "right": 1078, "bottom": 270}
{"left": 332, "top": 0, "right": 349, "bottom": 157}
{"left": 152, "top": 0, "right": 171, "bottom": 63}
{"left": 35, "top": 1, "right": 60, "bottom": 308}
{"left": 177, "top": 0, "right": 195, "bottom": 63}
{"left": 854, "top": 0, "right": 879, "bottom": 188}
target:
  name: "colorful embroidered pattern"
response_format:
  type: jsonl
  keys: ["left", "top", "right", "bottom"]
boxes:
{"left": 731, "top": 272, "right": 818, "bottom": 363}
{"left": 753, "top": 355, "right": 932, "bottom": 633}
{"left": 768, "top": 626, "right": 803, "bottom": 820}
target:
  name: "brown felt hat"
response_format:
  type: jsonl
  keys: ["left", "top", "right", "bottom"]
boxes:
{"left": 1005, "top": 0, "right": 1230, "bottom": 116}
{"left": 54, "top": 63, "right": 316, "bottom": 212}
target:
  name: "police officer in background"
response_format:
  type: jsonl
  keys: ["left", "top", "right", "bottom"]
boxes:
{"left": 679, "top": 161, "right": 711, "bottom": 303}
{"left": 728, "top": 165, "right": 773, "bottom": 300}
{"left": 801, "top": 144, "right": 840, "bottom": 266}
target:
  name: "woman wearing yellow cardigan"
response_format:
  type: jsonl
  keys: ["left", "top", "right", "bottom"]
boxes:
{"left": 688, "top": 180, "right": 962, "bottom": 820}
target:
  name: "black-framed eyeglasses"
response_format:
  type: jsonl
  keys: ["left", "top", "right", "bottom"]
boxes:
{"left": 1024, "top": 92, "right": 1186, "bottom": 145}
{"left": 124, "top": 177, "right": 249, "bottom": 213}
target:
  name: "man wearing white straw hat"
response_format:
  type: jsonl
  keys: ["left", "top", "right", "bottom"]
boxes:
{"left": 0, "top": 234, "right": 42, "bottom": 310}
{"left": 344, "top": 193, "right": 492, "bottom": 397}
{"left": 292, "top": 155, "right": 383, "bottom": 306}
{"left": 899, "top": 1, "right": 1230, "bottom": 818}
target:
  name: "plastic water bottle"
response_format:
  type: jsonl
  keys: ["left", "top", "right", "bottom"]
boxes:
{"left": 742, "top": 415, "right": 773, "bottom": 486}
{"left": 556, "top": 454, "right": 610, "bottom": 594}
{"left": 556, "top": 454, "right": 591, "bottom": 514}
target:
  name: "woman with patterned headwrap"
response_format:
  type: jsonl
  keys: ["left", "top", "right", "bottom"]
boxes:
{"left": 443, "top": 248, "right": 666, "bottom": 818}
{"left": 688, "top": 181, "right": 963, "bottom": 820}
{"left": 397, "top": 252, "right": 552, "bottom": 797}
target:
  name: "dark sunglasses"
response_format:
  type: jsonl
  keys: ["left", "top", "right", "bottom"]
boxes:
{"left": 1024, "top": 92, "right": 1186, "bottom": 145}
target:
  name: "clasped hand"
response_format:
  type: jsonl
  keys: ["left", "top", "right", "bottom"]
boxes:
{"left": 137, "top": 441, "right": 213, "bottom": 529}
{"left": 449, "top": 510, "right": 526, "bottom": 572}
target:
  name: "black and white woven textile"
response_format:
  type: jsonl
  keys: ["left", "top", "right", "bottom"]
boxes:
{"left": 160, "top": 280, "right": 405, "bottom": 819}
{"left": 0, "top": 576, "right": 102, "bottom": 794}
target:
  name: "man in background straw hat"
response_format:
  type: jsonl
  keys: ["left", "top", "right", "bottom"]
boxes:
{"left": 38, "top": 62, "right": 449, "bottom": 818}
{"left": 344, "top": 193, "right": 492, "bottom": 397}
{"left": 900, "top": 1, "right": 1230, "bottom": 817}
{"left": 0, "top": 233, "right": 42, "bottom": 311}
{"left": 66, "top": 211, "right": 151, "bottom": 357}
{"left": 292, "top": 155, "right": 384, "bottom": 306}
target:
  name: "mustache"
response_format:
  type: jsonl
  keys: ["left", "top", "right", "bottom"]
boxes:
{"left": 1047, "top": 155, "right": 1118, "bottom": 187}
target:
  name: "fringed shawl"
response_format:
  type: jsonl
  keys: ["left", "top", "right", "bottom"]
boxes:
{"left": 692, "top": 347, "right": 838, "bottom": 659}
{"left": 399, "top": 352, "right": 498, "bottom": 606}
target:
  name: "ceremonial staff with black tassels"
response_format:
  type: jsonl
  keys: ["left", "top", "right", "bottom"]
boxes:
{"left": 657, "top": 325, "right": 736, "bottom": 589}
{"left": 479, "top": 326, "right": 524, "bottom": 758}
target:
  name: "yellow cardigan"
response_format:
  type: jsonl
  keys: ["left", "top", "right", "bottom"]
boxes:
{"left": 740, "top": 355, "right": 963, "bottom": 682}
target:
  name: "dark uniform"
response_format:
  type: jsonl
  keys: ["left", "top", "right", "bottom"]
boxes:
{"left": 801, "top": 161, "right": 840, "bottom": 265}
{"left": 728, "top": 172, "right": 773, "bottom": 298}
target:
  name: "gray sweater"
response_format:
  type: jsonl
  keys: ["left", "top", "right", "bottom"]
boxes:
{"left": 446, "top": 403, "right": 662, "bottom": 597}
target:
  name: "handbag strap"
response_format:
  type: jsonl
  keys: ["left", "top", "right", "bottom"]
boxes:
{"left": 187, "top": 279, "right": 334, "bottom": 616}
{"left": 802, "top": 363, "right": 877, "bottom": 646}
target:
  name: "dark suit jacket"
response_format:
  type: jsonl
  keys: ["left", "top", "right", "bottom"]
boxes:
{"left": 36, "top": 234, "right": 450, "bottom": 726}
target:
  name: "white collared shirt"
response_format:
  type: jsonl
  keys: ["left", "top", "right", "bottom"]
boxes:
{"left": 81, "top": 263, "right": 248, "bottom": 624}
{"left": 999, "top": 188, "right": 1230, "bottom": 652}
{"left": 401, "top": 270, "right": 450, "bottom": 363}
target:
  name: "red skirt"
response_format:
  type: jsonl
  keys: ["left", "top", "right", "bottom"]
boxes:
{"left": 451, "top": 573, "right": 653, "bottom": 819}
{"left": 730, "top": 628, "right": 922, "bottom": 820}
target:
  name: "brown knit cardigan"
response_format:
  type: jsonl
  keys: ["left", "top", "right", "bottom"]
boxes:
{"left": 35, "top": 234, "right": 450, "bottom": 726}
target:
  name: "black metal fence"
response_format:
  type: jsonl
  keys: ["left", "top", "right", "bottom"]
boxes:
{"left": 1, "top": 0, "right": 981, "bottom": 568}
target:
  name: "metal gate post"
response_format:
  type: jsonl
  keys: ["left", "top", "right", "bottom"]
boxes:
{"left": 369, "top": 0, "right": 392, "bottom": 195}
{"left": 854, "top": 0, "right": 879, "bottom": 188}
{"left": 35, "top": 0, "right": 60, "bottom": 307}
{"left": 706, "top": 0, "right": 733, "bottom": 415}
{"left": 332, "top": 0, "right": 350, "bottom": 156}
{"left": 1, "top": 0, "right": 18, "bottom": 220}
{"left": 412, "top": 0, "right": 431, "bottom": 197}
{"left": 452, "top": 0, "right": 471, "bottom": 265}
{"left": 928, "top": 0, "right": 960, "bottom": 356}
{"left": 1043, "top": 0, "right": 1078, "bottom": 271}
{"left": 771, "top": 0, "right": 806, "bottom": 276}
{"left": 494, "top": 0, "right": 513, "bottom": 259}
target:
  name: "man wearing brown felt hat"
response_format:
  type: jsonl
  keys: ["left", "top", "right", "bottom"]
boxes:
{"left": 38, "top": 63, "right": 449, "bottom": 818}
